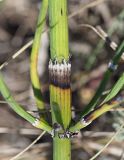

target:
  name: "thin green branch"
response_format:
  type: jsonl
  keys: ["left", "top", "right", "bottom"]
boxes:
{"left": 79, "top": 40, "right": 124, "bottom": 118}
{"left": 69, "top": 99, "right": 124, "bottom": 132}
{"left": 30, "top": 0, "right": 48, "bottom": 110}
{"left": 101, "top": 73, "right": 124, "bottom": 104}
{"left": 0, "top": 73, "right": 52, "bottom": 133}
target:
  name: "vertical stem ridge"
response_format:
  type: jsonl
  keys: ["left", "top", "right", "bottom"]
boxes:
{"left": 53, "top": 138, "right": 71, "bottom": 160}
{"left": 49, "top": 0, "right": 69, "bottom": 61}
{"left": 49, "top": 61, "right": 71, "bottom": 129}
{"left": 48, "top": 1, "right": 71, "bottom": 160}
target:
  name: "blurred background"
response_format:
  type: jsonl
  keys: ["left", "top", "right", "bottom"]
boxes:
{"left": 0, "top": 0, "right": 124, "bottom": 159}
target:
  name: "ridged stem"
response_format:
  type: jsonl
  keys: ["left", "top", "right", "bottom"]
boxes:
{"left": 48, "top": 0, "right": 71, "bottom": 160}
{"left": 49, "top": 0, "right": 69, "bottom": 61}
{"left": 53, "top": 137, "right": 71, "bottom": 160}
{"left": 49, "top": 0, "right": 71, "bottom": 129}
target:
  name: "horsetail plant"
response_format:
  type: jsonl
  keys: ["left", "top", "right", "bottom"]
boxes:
{"left": 0, "top": 0, "right": 124, "bottom": 160}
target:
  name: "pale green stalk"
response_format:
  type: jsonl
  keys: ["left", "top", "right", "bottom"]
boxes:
{"left": 69, "top": 99, "right": 124, "bottom": 132}
{"left": 30, "top": 0, "right": 48, "bottom": 110}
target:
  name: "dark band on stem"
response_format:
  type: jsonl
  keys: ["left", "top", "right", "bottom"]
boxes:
{"left": 49, "top": 59, "right": 71, "bottom": 89}
{"left": 105, "top": 36, "right": 117, "bottom": 50}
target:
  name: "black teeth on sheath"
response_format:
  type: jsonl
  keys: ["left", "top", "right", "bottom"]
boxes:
{"left": 48, "top": 59, "right": 71, "bottom": 89}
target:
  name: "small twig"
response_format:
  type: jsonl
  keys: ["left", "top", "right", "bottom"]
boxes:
{"left": 80, "top": 40, "right": 124, "bottom": 117}
{"left": 68, "top": 0, "right": 107, "bottom": 19}
{"left": 79, "top": 24, "right": 118, "bottom": 51}
{"left": 0, "top": 40, "right": 33, "bottom": 70}
{"left": 0, "top": 0, "right": 106, "bottom": 70}
{"left": 9, "top": 131, "right": 46, "bottom": 160}
{"left": 89, "top": 123, "right": 124, "bottom": 160}
{"left": 97, "top": 26, "right": 117, "bottom": 50}
{"left": 120, "top": 147, "right": 124, "bottom": 160}
{"left": 79, "top": 24, "right": 105, "bottom": 40}
{"left": 0, "top": 28, "right": 48, "bottom": 70}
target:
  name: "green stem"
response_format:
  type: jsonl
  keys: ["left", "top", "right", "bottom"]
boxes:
{"left": 101, "top": 73, "right": 124, "bottom": 104}
{"left": 69, "top": 41, "right": 124, "bottom": 133}
{"left": 30, "top": 0, "right": 48, "bottom": 110}
{"left": 69, "top": 99, "right": 124, "bottom": 132}
{"left": 80, "top": 40, "right": 124, "bottom": 117}
{"left": 80, "top": 70, "right": 111, "bottom": 116}
{"left": 0, "top": 73, "right": 34, "bottom": 124}
{"left": 53, "top": 137, "right": 71, "bottom": 160}
{"left": 0, "top": 72, "right": 52, "bottom": 133}
{"left": 48, "top": 0, "right": 71, "bottom": 160}
{"left": 49, "top": 0, "right": 69, "bottom": 61}
{"left": 49, "top": 0, "right": 71, "bottom": 128}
